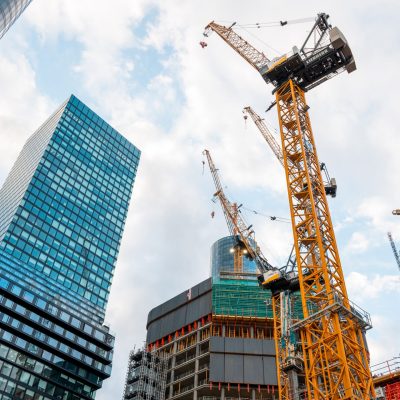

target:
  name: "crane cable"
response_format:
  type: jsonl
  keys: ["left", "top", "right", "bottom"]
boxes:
{"left": 205, "top": 17, "right": 315, "bottom": 57}
{"left": 241, "top": 206, "right": 291, "bottom": 223}
{"left": 217, "top": 17, "right": 315, "bottom": 29}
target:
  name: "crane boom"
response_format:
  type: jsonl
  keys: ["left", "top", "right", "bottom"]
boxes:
{"left": 387, "top": 232, "right": 400, "bottom": 271}
{"left": 204, "top": 22, "right": 270, "bottom": 73}
{"left": 205, "top": 13, "right": 373, "bottom": 400}
{"left": 203, "top": 149, "right": 274, "bottom": 275}
{"left": 243, "top": 106, "right": 337, "bottom": 197}
{"left": 243, "top": 106, "right": 284, "bottom": 166}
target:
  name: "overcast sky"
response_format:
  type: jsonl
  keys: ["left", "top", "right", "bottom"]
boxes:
{"left": 0, "top": 0, "right": 399, "bottom": 398}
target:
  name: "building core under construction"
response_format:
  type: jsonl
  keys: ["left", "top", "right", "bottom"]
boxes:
{"left": 123, "top": 236, "right": 299, "bottom": 400}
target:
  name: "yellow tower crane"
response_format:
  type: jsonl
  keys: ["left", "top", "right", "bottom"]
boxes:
{"left": 204, "top": 13, "right": 374, "bottom": 400}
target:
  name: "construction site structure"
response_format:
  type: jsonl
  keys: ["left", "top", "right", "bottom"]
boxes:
{"left": 145, "top": 277, "right": 279, "bottom": 400}
{"left": 371, "top": 357, "right": 400, "bottom": 400}
{"left": 124, "top": 238, "right": 288, "bottom": 400}
{"left": 387, "top": 232, "right": 400, "bottom": 271}
{"left": 123, "top": 348, "right": 168, "bottom": 400}
{"left": 204, "top": 13, "right": 374, "bottom": 400}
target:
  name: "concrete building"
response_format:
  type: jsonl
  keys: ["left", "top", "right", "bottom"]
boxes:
{"left": 0, "top": 0, "right": 33, "bottom": 39}
{"left": 124, "top": 237, "right": 282, "bottom": 400}
{"left": 0, "top": 95, "right": 140, "bottom": 399}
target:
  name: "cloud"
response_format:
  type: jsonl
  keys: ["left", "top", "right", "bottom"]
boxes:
{"left": 0, "top": 49, "right": 52, "bottom": 180}
{"left": 347, "top": 271, "right": 400, "bottom": 302}
{"left": 346, "top": 232, "right": 370, "bottom": 254}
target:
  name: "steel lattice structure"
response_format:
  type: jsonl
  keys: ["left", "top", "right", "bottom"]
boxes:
{"left": 204, "top": 22, "right": 270, "bottom": 72}
{"left": 276, "top": 80, "right": 373, "bottom": 399}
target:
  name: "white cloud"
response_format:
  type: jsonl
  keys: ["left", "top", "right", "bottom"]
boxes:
{"left": 0, "top": 49, "right": 52, "bottom": 180}
{"left": 346, "top": 231, "right": 370, "bottom": 254}
{"left": 347, "top": 271, "right": 400, "bottom": 302}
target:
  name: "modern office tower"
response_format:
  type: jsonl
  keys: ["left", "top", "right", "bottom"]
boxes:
{"left": 123, "top": 238, "right": 296, "bottom": 400}
{"left": 0, "top": 95, "right": 140, "bottom": 399}
{"left": 0, "top": 0, "right": 33, "bottom": 39}
{"left": 210, "top": 236, "right": 257, "bottom": 279}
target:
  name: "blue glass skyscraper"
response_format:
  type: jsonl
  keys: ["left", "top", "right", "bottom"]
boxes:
{"left": 0, "top": 0, "right": 33, "bottom": 39}
{"left": 0, "top": 95, "right": 140, "bottom": 399}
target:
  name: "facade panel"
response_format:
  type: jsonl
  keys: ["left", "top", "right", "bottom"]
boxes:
{"left": 244, "top": 355, "right": 264, "bottom": 384}
{"left": 263, "top": 356, "right": 278, "bottom": 385}
{"left": 209, "top": 353, "right": 224, "bottom": 382}
{"left": 224, "top": 354, "right": 243, "bottom": 383}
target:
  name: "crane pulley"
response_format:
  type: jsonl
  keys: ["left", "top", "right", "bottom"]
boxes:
{"left": 204, "top": 12, "right": 373, "bottom": 400}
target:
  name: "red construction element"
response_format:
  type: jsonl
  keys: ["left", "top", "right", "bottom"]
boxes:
{"left": 387, "top": 382, "right": 400, "bottom": 400}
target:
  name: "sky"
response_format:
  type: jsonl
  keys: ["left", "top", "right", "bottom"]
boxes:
{"left": 0, "top": 0, "right": 399, "bottom": 398}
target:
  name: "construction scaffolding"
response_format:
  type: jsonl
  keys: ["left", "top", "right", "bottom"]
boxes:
{"left": 372, "top": 357, "right": 400, "bottom": 400}
{"left": 123, "top": 348, "right": 168, "bottom": 400}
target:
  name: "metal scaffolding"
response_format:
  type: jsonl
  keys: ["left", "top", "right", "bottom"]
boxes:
{"left": 123, "top": 348, "right": 168, "bottom": 400}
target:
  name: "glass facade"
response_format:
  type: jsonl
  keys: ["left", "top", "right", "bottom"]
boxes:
{"left": 210, "top": 235, "right": 257, "bottom": 279}
{"left": 0, "top": 95, "right": 140, "bottom": 399}
{"left": 0, "top": 0, "right": 33, "bottom": 39}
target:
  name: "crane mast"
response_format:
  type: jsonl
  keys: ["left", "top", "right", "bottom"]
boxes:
{"left": 387, "top": 232, "right": 400, "bottom": 271}
{"left": 205, "top": 14, "right": 374, "bottom": 400}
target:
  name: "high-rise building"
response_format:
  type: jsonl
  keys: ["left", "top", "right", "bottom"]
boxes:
{"left": 0, "top": 94, "right": 140, "bottom": 399}
{"left": 0, "top": 0, "right": 33, "bottom": 39}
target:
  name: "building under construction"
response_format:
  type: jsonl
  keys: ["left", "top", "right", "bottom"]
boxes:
{"left": 123, "top": 236, "right": 295, "bottom": 400}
